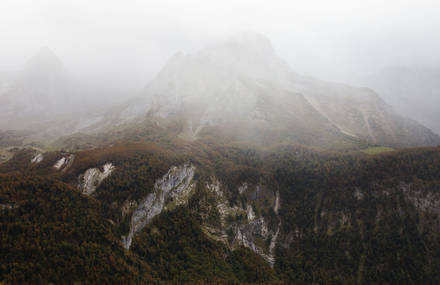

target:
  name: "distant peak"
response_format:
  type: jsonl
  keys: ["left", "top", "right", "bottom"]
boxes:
{"left": 154, "top": 32, "right": 290, "bottom": 87}
{"left": 18, "top": 47, "right": 67, "bottom": 86}
{"left": 24, "top": 47, "right": 64, "bottom": 73}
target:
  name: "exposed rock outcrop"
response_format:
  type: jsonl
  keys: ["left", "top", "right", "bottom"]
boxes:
{"left": 122, "top": 163, "right": 196, "bottom": 249}
{"left": 203, "top": 179, "right": 281, "bottom": 266}
{"left": 53, "top": 154, "right": 75, "bottom": 171}
{"left": 119, "top": 164, "right": 283, "bottom": 265}
{"left": 0, "top": 203, "right": 18, "bottom": 210}
{"left": 78, "top": 163, "right": 115, "bottom": 196}
{"left": 30, "top": 153, "right": 43, "bottom": 164}
{"left": 401, "top": 182, "right": 440, "bottom": 216}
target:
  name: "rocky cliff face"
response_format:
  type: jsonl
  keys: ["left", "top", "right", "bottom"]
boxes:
{"left": 78, "top": 163, "right": 115, "bottom": 196}
{"left": 201, "top": 179, "right": 281, "bottom": 266}
{"left": 30, "top": 153, "right": 43, "bottom": 164}
{"left": 122, "top": 163, "right": 196, "bottom": 249}
{"left": 53, "top": 154, "right": 75, "bottom": 171}
{"left": 120, "top": 162, "right": 282, "bottom": 265}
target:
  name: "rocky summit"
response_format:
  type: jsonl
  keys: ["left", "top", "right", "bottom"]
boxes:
{"left": 87, "top": 33, "right": 440, "bottom": 149}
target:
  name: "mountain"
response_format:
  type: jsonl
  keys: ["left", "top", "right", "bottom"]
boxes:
{"left": 1, "top": 36, "right": 438, "bottom": 151}
{"left": 299, "top": 79, "right": 439, "bottom": 148}
{"left": 0, "top": 48, "right": 71, "bottom": 127}
{"left": 92, "top": 33, "right": 439, "bottom": 149}
{"left": 1, "top": 33, "right": 440, "bottom": 284}
{"left": 362, "top": 66, "right": 440, "bottom": 135}
{"left": 20, "top": 47, "right": 67, "bottom": 90}
{"left": 0, "top": 48, "right": 127, "bottom": 146}
{"left": 0, "top": 47, "right": 91, "bottom": 144}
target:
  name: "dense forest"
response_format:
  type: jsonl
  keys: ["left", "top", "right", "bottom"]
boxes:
{"left": 1, "top": 141, "right": 440, "bottom": 284}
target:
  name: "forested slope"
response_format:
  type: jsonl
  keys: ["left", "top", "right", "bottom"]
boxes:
{"left": 1, "top": 142, "right": 440, "bottom": 284}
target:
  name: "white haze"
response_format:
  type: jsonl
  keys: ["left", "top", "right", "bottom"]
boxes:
{"left": 1, "top": 0, "right": 440, "bottom": 91}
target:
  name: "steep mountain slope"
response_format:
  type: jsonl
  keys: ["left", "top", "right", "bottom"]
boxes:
{"left": 362, "top": 66, "right": 440, "bottom": 135}
{"left": 88, "top": 33, "right": 439, "bottom": 149}
{"left": 81, "top": 34, "right": 356, "bottom": 150}
{"left": 299, "top": 80, "right": 439, "bottom": 147}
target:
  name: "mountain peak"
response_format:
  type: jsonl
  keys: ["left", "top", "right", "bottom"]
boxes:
{"left": 121, "top": 33, "right": 440, "bottom": 148}
{"left": 154, "top": 33, "right": 290, "bottom": 89}
{"left": 18, "top": 47, "right": 67, "bottom": 88}
{"left": 23, "top": 47, "right": 65, "bottom": 76}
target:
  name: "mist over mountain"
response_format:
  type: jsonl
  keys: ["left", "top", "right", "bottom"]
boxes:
{"left": 0, "top": 34, "right": 439, "bottom": 151}
{"left": 21, "top": 47, "right": 67, "bottom": 86}
{"left": 362, "top": 66, "right": 440, "bottom": 135}
{"left": 82, "top": 33, "right": 439, "bottom": 149}
{"left": 0, "top": 48, "right": 135, "bottom": 140}
{"left": 0, "top": 48, "right": 73, "bottom": 134}
{"left": 1, "top": 2, "right": 440, "bottom": 283}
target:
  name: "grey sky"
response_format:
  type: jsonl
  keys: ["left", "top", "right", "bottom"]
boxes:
{"left": 1, "top": 0, "right": 440, "bottom": 89}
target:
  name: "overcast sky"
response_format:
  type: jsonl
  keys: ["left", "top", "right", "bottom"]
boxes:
{"left": 1, "top": 0, "right": 440, "bottom": 90}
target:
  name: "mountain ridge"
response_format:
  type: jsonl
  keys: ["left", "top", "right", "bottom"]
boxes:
{"left": 0, "top": 34, "right": 439, "bottom": 153}
{"left": 92, "top": 33, "right": 439, "bottom": 149}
